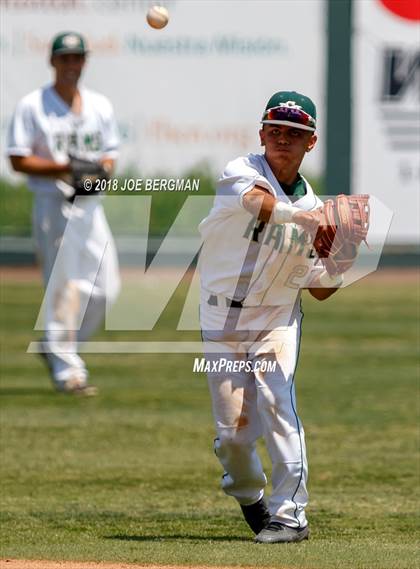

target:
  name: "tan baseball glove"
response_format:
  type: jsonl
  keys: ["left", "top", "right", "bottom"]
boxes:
{"left": 311, "top": 194, "right": 370, "bottom": 276}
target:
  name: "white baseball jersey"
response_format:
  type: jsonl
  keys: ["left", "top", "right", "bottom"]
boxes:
{"left": 6, "top": 85, "right": 119, "bottom": 194}
{"left": 199, "top": 153, "right": 323, "bottom": 307}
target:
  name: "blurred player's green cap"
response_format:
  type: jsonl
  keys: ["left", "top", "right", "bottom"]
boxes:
{"left": 51, "top": 32, "right": 88, "bottom": 56}
{"left": 262, "top": 91, "right": 317, "bottom": 131}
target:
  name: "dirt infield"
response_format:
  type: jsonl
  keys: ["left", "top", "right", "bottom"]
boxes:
{"left": 0, "top": 562, "right": 274, "bottom": 569}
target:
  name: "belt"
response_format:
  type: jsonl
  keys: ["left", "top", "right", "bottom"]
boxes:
{"left": 208, "top": 294, "right": 243, "bottom": 308}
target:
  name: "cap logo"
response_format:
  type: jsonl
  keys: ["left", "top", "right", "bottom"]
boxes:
{"left": 279, "top": 101, "right": 302, "bottom": 110}
{"left": 63, "top": 35, "right": 80, "bottom": 48}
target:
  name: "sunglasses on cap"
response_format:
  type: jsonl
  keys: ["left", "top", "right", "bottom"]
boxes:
{"left": 261, "top": 106, "right": 316, "bottom": 132}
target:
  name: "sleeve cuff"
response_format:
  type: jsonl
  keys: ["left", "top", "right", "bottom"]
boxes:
{"left": 101, "top": 150, "right": 119, "bottom": 160}
{"left": 5, "top": 148, "right": 32, "bottom": 157}
{"left": 238, "top": 175, "right": 276, "bottom": 208}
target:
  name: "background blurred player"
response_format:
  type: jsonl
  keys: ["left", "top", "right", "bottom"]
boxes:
{"left": 6, "top": 31, "right": 120, "bottom": 395}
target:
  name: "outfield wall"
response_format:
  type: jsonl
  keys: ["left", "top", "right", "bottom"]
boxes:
{"left": 1, "top": 0, "right": 419, "bottom": 246}
{"left": 352, "top": 0, "right": 420, "bottom": 245}
{"left": 0, "top": 0, "right": 326, "bottom": 178}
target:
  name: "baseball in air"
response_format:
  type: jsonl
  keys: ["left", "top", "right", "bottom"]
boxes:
{"left": 146, "top": 5, "right": 169, "bottom": 29}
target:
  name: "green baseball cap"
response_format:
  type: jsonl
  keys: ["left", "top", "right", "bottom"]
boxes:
{"left": 262, "top": 91, "right": 317, "bottom": 131}
{"left": 51, "top": 32, "right": 88, "bottom": 56}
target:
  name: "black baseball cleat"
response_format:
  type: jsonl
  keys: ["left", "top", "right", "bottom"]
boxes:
{"left": 240, "top": 498, "right": 271, "bottom": 534}
{"left": 255, "top": 520, "right": 309, "bottom": 543}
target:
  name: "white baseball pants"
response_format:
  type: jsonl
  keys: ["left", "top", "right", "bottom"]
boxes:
{"left": 200, "top": 299, "right": 308, "bottom": 529}
{"left": 33, "top": 193, "right": 120, "bottom": 386}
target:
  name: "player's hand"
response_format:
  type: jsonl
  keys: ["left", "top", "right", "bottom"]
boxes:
{"left": 291, "top": 210, "right": 320, "bottom": 233}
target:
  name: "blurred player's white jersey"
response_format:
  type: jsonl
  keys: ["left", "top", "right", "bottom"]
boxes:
{"left": 199, "top": 153, "right": 323, "bottom": 306}
{"left": 6, "top": 85, "right": 119, "bottom": 195}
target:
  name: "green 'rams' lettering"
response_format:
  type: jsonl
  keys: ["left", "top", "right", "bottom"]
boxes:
{"left": 243, "top": 217, "right": 310, "bottom": 255}
{"left": 52, "top": 131, "right": 103, "bottom": 153}
{"left": 264, "top": 224, "right": 285, "bottom": 250}
{"left": 287, "top": 226, "right": 309, "bottom": 256}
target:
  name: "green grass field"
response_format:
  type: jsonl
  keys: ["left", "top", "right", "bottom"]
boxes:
{"left": 0, "top": 269, "right": 418, "bottom": 569}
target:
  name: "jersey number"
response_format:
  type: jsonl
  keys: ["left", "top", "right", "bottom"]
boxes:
{"left": 285, "top": 265, "right": 309, "bottom": 289}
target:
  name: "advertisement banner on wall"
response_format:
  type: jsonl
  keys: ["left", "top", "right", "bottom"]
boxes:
{"left": 1, "top": 0, "right": 325, "bottom": 179}
{"left": 353, "top": 0, "right": 420, "bottom": 244}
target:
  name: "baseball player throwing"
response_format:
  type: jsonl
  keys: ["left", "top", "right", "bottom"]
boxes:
{"left": 199, "top": 91, "right": 343, "bottom": 543}
{"left": 6, "top": 32, "right": 120, "bottom": 395}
